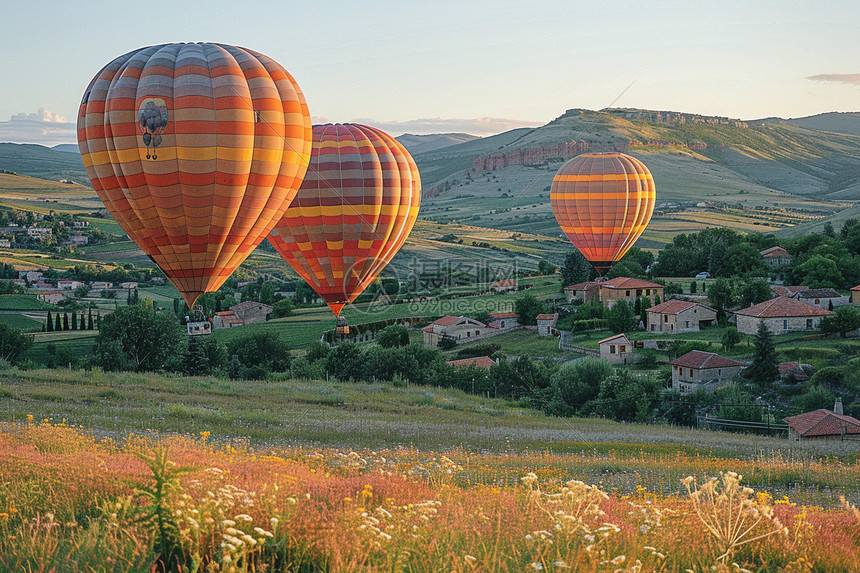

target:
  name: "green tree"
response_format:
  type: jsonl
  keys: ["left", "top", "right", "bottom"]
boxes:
{"left": 792, "top": 385, "right": 836, "bottom": 412}
{"left": 62, "top": 313, "right": 69, "bottom": 331}
{"left": 71, "top": 311, "right": 77, "bottom": 330}
{"left": 721, "top": 326, "right": 742, "bottom": 351}
{"left": 376, "top": 324, "right": 410, "bottom": 348}
{"left": 716, "top": 385, "right": 762, "bottom": 422}
{"left": 708, "top": 277, "right": 735, "bottom": 312}
{"left": 0, "top": 324, "right": 33, "bottom": 363}
{"left": 560, "top": 250, "right": 595, "bottom": 287}
{"left": 182, "top": 337, "right": 209, "bottom": 376}
{"left": 54, "top": 312, "right": 61, "bottom": 332}
{"left": 226, "top": 331, "right": 291, "bottom": 374}
{"left": 689, "top": 281, "right": 697, "bottom": 294}
{"left": 819, "top": 305, "right": 860, "bottom": 338}
{"left": 795, "top": 255, "right": 844, "bottom": 288}
{"left": 737, "top": 278, "right": 772, "bottom": 308}
{"left": 514, "top": 294, "right": 544, "bottom": 326}
{"left": 324, "top": 342, "right": 362, "bottom": 380}
{"left": 259, "top": 281, "right": 276, "bottom": 305}
{"left": 95, "top": 305, "right": 185, "bottom": 372}
{"left": 606, "top": 260, "right": 645, "bottom": 279}
{"left": 272, "top": 298, "right": 294, "bottom": 318}
{"left": 744, "top": 321, "right": 779, "bottom": 385}
{"left": 46, "top": 311, "right": 53, "bottom": 332}
{"left": 546, "top": 358, "right": 613, "bottom": 416}
{"left": 538, "top": 260, "right": 557, "bottom": 276}
{"left": 606, "top": 300, "right": 636, "bottom": 333}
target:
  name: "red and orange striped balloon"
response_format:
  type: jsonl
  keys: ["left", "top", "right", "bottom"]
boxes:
{"left": 268, "top": 123, "right": 421, "bottom": 317}
{"left": 77, "top": 43, "right": 312, "bottom": 308}
{"left": 551, "top": 152, "right": 656, "bottom": 274}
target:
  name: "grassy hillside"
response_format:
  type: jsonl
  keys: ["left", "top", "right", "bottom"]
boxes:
{"left": 0, "top": 143, "right": 89, "bottom": 184}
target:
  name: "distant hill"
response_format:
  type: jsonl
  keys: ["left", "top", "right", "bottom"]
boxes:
{"left": 396, "top": 133, "right": 480, "bottom": 155}
{"left": 785, "top": 112, "right": 860, "bottom": 136}
{"left": 52, "top": 144, "right": 81, "bottom": 154}
{"left": 0, "top": 143, "right": 89, "bottom": 186}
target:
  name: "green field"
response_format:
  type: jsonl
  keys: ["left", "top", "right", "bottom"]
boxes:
{"left": 0, "top": 312, "right": 42, "bottom": 332}
{"left": 0, "top": 294, "right": 56, "bottom": 310}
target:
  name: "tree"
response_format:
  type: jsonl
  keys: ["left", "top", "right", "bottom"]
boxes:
{"left": 538, "top": 260, "right": 557, "bottom": 276}
{"left": 324, "top": 342, "right": 362, "bottom": 380}
{"left": 708, "top": 278, "right": 735, "bottom": 312}
{"left": 819, "top": 305, "right": 860, "bottom": 338}
{"left": 606, "top": 260, "right": 645, "bottom": 279}
{"left": 546, "top": 358, "right": 612, "bottom": 416}
{"left": 46, "top": 311, "right": 53, "bottom": 332}
{"left": 560, "top": 250, "right": 595, "bottom": 287}
{"left": 376, "top": 324, "right": 410, "bottom": 348}
{"left": 71, "top": 311, "right": 77, "bottom": 330}
{"left": 0, "top": 324, "right": 33, "bottom": 363}
{"left": 182, "top": 337, "right": 209, "bottom": 376}
{"left": 737, "top": 278, "right": 772, "bottom": 308}
{"left": 272, "top": 298, "right": 294, "bottom": 318}
{"left": 721, "top": 326, "right": 742, "bottom": 351}
{"left": 88, "top": 308, "right": 94, "bottom": 330}
{"left": 744, "top": 321, "right": 779, "bottom": 385}
{"left": 259, "top": 281, "right": 276, "bottom": 305}
{"left": 62, "top": 313, "right": 69, "bottom": 331}
{"left": 514, "top": 294, "right": 544, "bottom": 326}
{"left": 54, "top": 312, "right": 61, "bottom": 332}
{"left": 795, "top": 255, "right": 844, "bottom": 289}
{"left": 823, "top": 222, "right": 836, "bottom": 238}
{"left": 94, "top": 305, "right": 185, "bottom": 371}
{"left": 716, "top": 385, "right": 762, "bottom": 422}
{"left": 606, "top": 300, "right": 636, "bottom": 333}
{"left": 689, "top": 281, "right": 697, "bottom": 294}
{"left": 792, "top": 385, "right": 836, "bottom": 412}
{"left": 226, "top": 331, "right": 291, "bottom": 375}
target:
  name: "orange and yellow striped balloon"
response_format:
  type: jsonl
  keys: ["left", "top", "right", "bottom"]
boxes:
{"left": 77, "top": 43, "right": 312, "bottom": 308}
{"left": 268, "top": 123, "right": 421, "bottom": 317}
{"left": 551, "top": 152, "right": 655, "bottom": 274}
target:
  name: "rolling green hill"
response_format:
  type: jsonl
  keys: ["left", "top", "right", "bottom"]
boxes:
{"left": 0, "top": 143, "right": 89, "bottom": 184}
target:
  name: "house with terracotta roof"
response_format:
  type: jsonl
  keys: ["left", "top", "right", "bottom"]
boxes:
{"left": 852, "top": 285, "right": 860, "bottom": 305}
{"left": 489, "top": 279, "right": 518, "bottom": 293}
{"left": 536, "top": 313, "right": 558, "bottom": 336}
{"left": 760, "top": 246, "right": 792, "bottom": 267}
{"left": 670, "top": 350, "right": 744, "bottom": 393}
{"left": 596, "top": 277, "right": 663, "bottom": 309}
{"left": 778, "top": 362, "right": 811, "bottom": 383}
{"left": 487, "top": 312, "right": 519, "bottom": 330}
{"left": 734, "top": 296, "right": 834, "bottom": 335}
{"left": 213, "top": 311, "right": 243, "bottom": 329}
{"left": 646, "top": 299, "right": 717, "bottom": 333}
{"left": 446, "top": 356, "right": 497, "bottom": 369}
{"left": 598, "top": 333, "right": 637, "bottom": 364}
{"left": 422, "top": 316, "right": 489, "bottom": 348}
{"left": 771, "top": 285, "right": 808, "bottom": 298}
{"left": 791, "top": 288, "right": 849, "bottom": 309}
{"left": 229, "top": 301, "right": 272, "bottom": 325}
{"left": 563, "top": 281, "right": 599, "bottom": 303}
{"left": 784, "top": 399, "right": 860, "bottom": 441}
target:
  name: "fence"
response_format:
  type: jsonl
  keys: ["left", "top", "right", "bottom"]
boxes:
{"left": 697, "top": 415, "right": 789, "bottom": 435}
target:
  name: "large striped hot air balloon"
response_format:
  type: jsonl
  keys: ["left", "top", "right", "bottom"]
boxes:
{"left": 268, "top": 123, "right": 421, "bottom": 326}
{"left": 551, "top": 152, "right": 655, "bottom": 274}
{"left": 77, "top": 43, "right": 313, "bottom": 308}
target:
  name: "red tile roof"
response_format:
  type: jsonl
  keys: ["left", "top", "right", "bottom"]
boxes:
{"left": 431, "top": 315, "right": 461, "bottom": 326}
{"left": 783, "top": 409, "right": 860, "bottom": 438}
{"left": 599, "top": 277, "right": 663, "bottom": 289}
{"left": 536, "top": 313, "right": 558, "bottom": 321}
{"left": 489, "top": 312, "right": 518, "bottom": 319}
{"left": 598, "top": 333, "right": 630, "bottom": 345}
{"left": 491, "top": 279, "right": 517, "bottom": 287}
{"left": 760, "top": 246, "right": 790, "bottom": 257}
{"left": 564, "top": 281, "right": 598, "bottom": 291}
{"left": 771, "top": 285, "right": 808, "bottom": 297}
{"left": 446, "top": 356, "right": 496, "bottom": 369}
{"left": 647, "top": 299, "right": 714, "bottom": 314}
{"left": 734, "top": 296, "right": 834, "bottom": 318}
{"left": 851, "top": 285, "right": 860, "bottom": 292}
{"left": 670, "top": 350, "right": 744, "bottom": 369}
{"left": 778, "top": 361, "right": 810, "bottom": 381}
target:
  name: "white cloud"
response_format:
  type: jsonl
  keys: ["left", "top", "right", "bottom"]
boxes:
{"left": 806, "top": 73, "right": 860, "bottom": 86}
{"left": 342, "top": 116, "right": 541, "bottom": 137}
{"left": 0, "top": 108, "right": 77, "bottom": 146}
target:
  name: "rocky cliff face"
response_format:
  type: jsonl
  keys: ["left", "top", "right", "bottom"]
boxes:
{"left": 472, "top": 140, "right": 590, "bottom": 171}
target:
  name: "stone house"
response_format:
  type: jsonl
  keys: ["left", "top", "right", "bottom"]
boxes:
{"left": 598, "top": 333, "right": 637, "bottom": 364}
{"left": 779, "top": 362, "right": 811, "bottom": 383}
{"left": 734, "top": 296, "right": 834, "bottom": 335}
{"left": 771, "top": 285, "right": 807, "bottom": 298}
{"left": 791, "top": 288, "right": 849, "bottom": 309}
{"left": 563, "top": 281, "right": 598, "bottom": 303}
{"left": 784, "top": 400, "right": 860, "bottom": 441}
{"left": 229, "top": 301, "right": 272, "bottom": 325}
{"left": 597, "top": 277, "right": 663, "bottom": 309}
{"left": 487, "top": 312, "right": 519, "bottom": 330}
{"left": 489, "top": 279, "right": 517, "bottom": 293}
{"left": 670, "top": 350, "right": 744, "bottom": 394}
{"left": 646, "top": 299, "right": 717, "bottom": 333}
{"left": 422, "top": 316, "right": 489, "bottom": 348}
{"left": 57, "top": 280, "right": 84, "bottom": 291}
{"left": 213, "top": 310, "right": 243, "bottom": 329}
{"left": 760, "top": 246, "right": 792, "bottom": 266}
{"left": 536, "top": 313, "right": 558, "bottom": 336}
{"left": 852, "top": 285, "right": 860, "bottom": 305}
{"left": 91, "top": 281, "right": 113, "bottom": 290}
{"left": 37, "top": 290, "right": 66, "bottom": 305}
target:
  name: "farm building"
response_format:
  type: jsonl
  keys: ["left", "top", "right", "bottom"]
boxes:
{"left": 734, "top": 296, "right": 834, "bottom": 335}
{"left": 563, "top": 281, "right": 598, "bottom": 303}
{"left": 487, "top": 312, "right": 519, "bottom": 330}
{"left": 760, "top": 246, "right": 792, "bottom": 266}
{"left": 229, "top": 301, "right": 272, "bottom": 325}
{"left": 791, "top": 288, "right": 849, "bottom": 309}
{"left": 489, "top": 279, "right": 517, "bottom": 293}
{"left": 446, "top": 356, "right": 497, "bottom": 369}
{"left": 670, "top": 350, "right": 744, "bottom": 394}
{"left": 37, "top": 290, "right": 66, "bottom": 305}
{"left": 646, "top": 299, "right": 717, "bottom": 333}
{"left": 852, "top": 285, "right": 860, "bottom": 305}
{"left": 779, "top": 362, "right": 811, "bottom": 383}
{"left": 213, "top": 311, "right": 243, "bottom": 329}
{"left": 536, "top": 313, "right": 558, "bottom": 336}
{"left": 784, "top": 400, "right": 860, "bottom": 441}
{"left": 57, "top": 280, "right": 83, "bottom": 291}
{"left": 597, "top": 277, "right": 663, "bottom": 309}
{"left": 423, "top": 316, "right": 489, "bottom": 348}
{"left": 771, "top": 285, "right": 807, "bottom": 297}
{"left": 598, "top": 333, "right": 637, "bottom": 365}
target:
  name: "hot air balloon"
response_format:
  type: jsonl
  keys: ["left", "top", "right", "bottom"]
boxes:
{"left": 551, "top": 152, "right": 655, "bottom": 275}
{"left": 77, "top": 43, "right": 313, "bottom": 309}
{"left": 268, "top": 123, "right": 421, "bottom": 333}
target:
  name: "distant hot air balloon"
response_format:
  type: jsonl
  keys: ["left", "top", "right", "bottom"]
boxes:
{"left": 77, "top": 43, "right": 313, "bottom": 309}
{"left": 551, "top": 152, "right": 655, "bottom": 275}
{"left": 268, "top": 124, "right": 421, "bottom": 331}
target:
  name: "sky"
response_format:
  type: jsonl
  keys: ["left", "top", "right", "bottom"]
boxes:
{"left": 0, "top": 0, "right": 858, "bottom": 146}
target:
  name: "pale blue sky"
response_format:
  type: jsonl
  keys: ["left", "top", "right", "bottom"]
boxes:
{"left": 1, "top": 0, "right": 858, "bottom": 145}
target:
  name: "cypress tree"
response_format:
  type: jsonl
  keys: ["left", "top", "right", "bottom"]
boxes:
{"left": 745, "top": 321, "right": 779, "bottom": 385}
{"left": 62, "top": 313, "right": 69, "bottom": 331}
{"left": 55, "top": 312, "right": 61, "bottom": 331}
{"left": 46, "top": 311, "right": 53, "bottom": 332}
{"left": 71, "top": 312, "right": 77, "bottom": 330}
{"left": 88, "top": 308, "right": 94, "bottom": 330}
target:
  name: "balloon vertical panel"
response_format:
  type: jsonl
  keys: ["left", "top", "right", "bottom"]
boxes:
{"left": 78, "top": 43, "right": 312, "bottom": 308}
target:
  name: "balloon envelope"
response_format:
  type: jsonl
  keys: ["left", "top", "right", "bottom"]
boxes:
{"left": 551, "top": 152, "right": 655, "bottom": 274}
{"left": 77, "top": 43, "right": 313, "bottom": 308}
{"left": 268, "top": 123, "right": 421, "bottom": 316}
